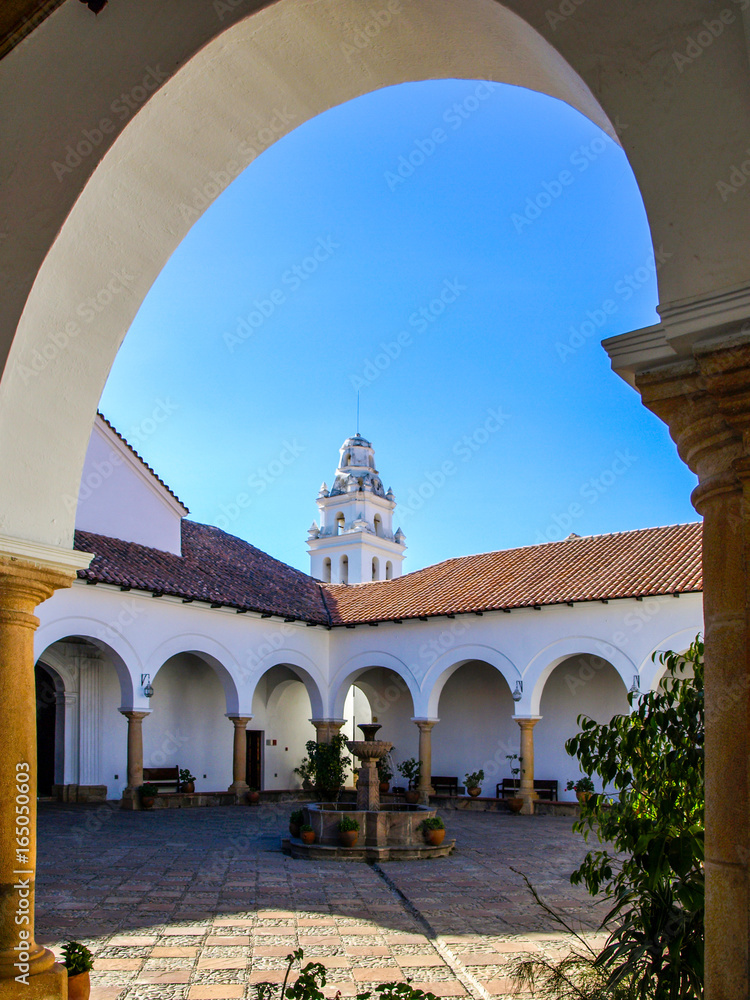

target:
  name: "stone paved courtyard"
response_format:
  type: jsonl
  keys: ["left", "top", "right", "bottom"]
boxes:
{"left": 36, "top": 803, "right": 609, "bottom": 999}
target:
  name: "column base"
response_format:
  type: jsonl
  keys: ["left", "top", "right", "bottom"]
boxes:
{"left": 519, "top": 791, "right": 538, "bottom": 815}
{"left": 0, "top": 962, "right": 67, "bottom": 998}
{"left": 120, "top": 788, "right": 140, "bottom": 810}
{"left": 228, "top": 781, "right": 249, "bottom": 803}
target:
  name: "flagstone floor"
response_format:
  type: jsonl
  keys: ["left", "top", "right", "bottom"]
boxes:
{"left": 36, "top": 802, "right": 608, "bottom": 1000}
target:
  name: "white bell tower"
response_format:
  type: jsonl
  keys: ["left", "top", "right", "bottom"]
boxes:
{"left": 307, "top": 434, "right": 406, "bottom": 584}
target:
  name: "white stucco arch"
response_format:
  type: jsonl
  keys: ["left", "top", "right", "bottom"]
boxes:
{"left": 146, "top": 634, "right": 244, "bottom": 715}
{"left": 423, "top": 644, "right": 520, "bottom": 718}
{"left": 330, "top": 651, "right": 419, "bottom": 719}
{"left": 35, "top": 616, "right": 139, "bottom": 708}
{"left": 249, "top": 649, "right": 326, "bottom": 718}
{"left": 526, "top": 636, "right": 636, "bottom": 715}
{"left": 35, "top": 644, "right": 78, "bottom": 695}
{"left": 640, "top": 627, "right": 702, "bottom": 692}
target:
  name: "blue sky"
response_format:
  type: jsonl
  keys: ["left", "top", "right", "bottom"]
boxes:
{"left": 99, "top": 79, "right": 698, "bottom": 573}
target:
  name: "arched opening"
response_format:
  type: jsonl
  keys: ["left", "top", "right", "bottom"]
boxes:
{"left": 35, "top": 663, "right": 61, "bottom": 797}
{"left": 336, "top": 512, "right": 345, "bottom": 534}
{"left": 374, "top": 514, "right": 382, "bottom": 536}
{"left": 149, "top": 653, "right": 233, "bottom": 792}
{"left": 434, "top": 660, "right": 516, "bottom": 790}
{"left": 322, "top": 557, "right": 332, "bottom": 582}
{"left": 535, "top": 654, "right": 629, "bottom": 800}
{"left": 372, "top": 556, "right": 380, "bottom": 581}
{"left": 385, "top": 561, "right": 393, "bottom": 580}
{"left": 338, "top": 667, "right": 415, "bottom": 782}
{"left": 252, "top": 664, "right": 315, "bottom": 790}
{"left": 340, "top": 553, "right": 349, "bottom": 584}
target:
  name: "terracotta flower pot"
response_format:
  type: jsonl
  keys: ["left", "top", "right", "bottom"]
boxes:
{"left": 576, "top": 791, "right": 591, "bottom": 804}
{"left": 301, "top": 830, "right": 315, "bottom": 845}
{"left": 405, "top": 790, "right": 420, "bottom": 804}
{"left": 248, "top": 790, "right": 260, "bottom": 804}
{"left": 181, "top": 781, "right": 195, "bottom": 794}
{"left": 467, "top": 787, "right": 481, "bottom": 798}
{"left": 339, "top": 830, "right": 358, "bottom": 848}
{"left": 379, "top": 781, "right": 390, "bottom": 794}
{"left": 141, "top": 796, "right": 155, "bottom": 810}
{"left": 424, "top": 828, "right": 445, "bottom": 847}
{"left": 508, "top": 797, "right": 524, "bottom": 814}
{"left": 67, "top": 970, "right": 91, "bottom": 1000}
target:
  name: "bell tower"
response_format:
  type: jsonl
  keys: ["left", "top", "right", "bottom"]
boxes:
{"left": 307, "top": 434, "right": 406, "bottom": 584}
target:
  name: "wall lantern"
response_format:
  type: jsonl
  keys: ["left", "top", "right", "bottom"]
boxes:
{"left": 629, "top": 674, "right": 641, "bottom": 696}
{"left": 141, "top": 673, "right": 154, "bottom": 699}
{"left": 512, "top": 680, "right": 523, "bottom": 702}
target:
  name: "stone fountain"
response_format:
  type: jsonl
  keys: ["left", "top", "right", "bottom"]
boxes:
{"left": 283, "top": 724, "right": 454, "bottom": 861}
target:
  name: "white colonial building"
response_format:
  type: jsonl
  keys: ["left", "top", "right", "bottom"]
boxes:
{"left": 33, "top": 414, "right": 703, "bottom": 811}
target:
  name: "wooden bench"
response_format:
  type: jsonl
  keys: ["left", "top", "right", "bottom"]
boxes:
{"left": 497, "top": 778, "right": 558, "bottom": 801}
{"left": 142, "top": 766, "right": 179, "bottom": 792}
{"left": 431, "top": 775, "right": 460, "bottom": 796}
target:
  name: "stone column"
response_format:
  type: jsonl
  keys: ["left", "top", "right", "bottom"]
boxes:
{"left": 635, "top": 339, "right": 750, "bottom": 1000}
{"left": 513, "top": 717, "right": 541, "bottom": 815}
{"left": 227, "top": 715, "right": 251, "bottom": 796}
{"left": 412, "top": 718, "right": 437, "bottom": 804}
{"left": 119, "top": 709, "right": 149, "bottom": 810}
{"left": 0, "top": 551, "right": 83, "bottom": 998}
{"left": 310, "top": 719, "right": 344, "bottom": 743}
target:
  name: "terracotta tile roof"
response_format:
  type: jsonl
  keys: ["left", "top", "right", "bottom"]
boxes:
{"left": 320, "top": 523, "right": 703, "bottom": 624}
{"left": 74, "top": 520, "right": 702, "bottom": 626}
{"left": 97, "top": 411, "right": 188, "bottom": 512}
{"left": 74, "top": 520, "right": 330, "bottom": 624}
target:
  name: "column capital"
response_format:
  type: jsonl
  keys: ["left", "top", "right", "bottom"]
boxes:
{"left": 411, "top": 717, "right": 439, "bottom": 730}
{"left": 226, "top": 714, "right": 252, "bottom": 726}
{"left": 118, "top": 709, "right": 150, "bottom": 721}
{"left": 512, "top": 716, "right": 542, "bottom": 726}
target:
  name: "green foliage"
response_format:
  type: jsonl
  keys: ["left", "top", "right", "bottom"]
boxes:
{"left": 61, "top": 940, "right": 94, "bottom": 975}
{"left": 290, "top": 809, "right": 303, "bottom": 826}
{"left": 505, "top": 753, "right": 522, "bottom": 778}
{"left": 304, "top": 735, "right": 350, "bottom": 799}
{"left": 464, "top": 769, "right": 484, "bottom": 788}
{"left": 566, "top": 776, "right": 595, "bottom": 793}
{"left": 299, "top": 824, "right": 313, "bottom": 833}
{"left": 338, "top": 814, "right": 359, "bottom": 832}
{"left": 377, "top": 755, "right": 393, "bottom": 782}
{"left": 419, "top": 816, "right": 445, "bottom": 831}
{"left": 139, "top": 782, "right": 159, "bottom": 798}
{"left": 253, "top": 949, "right": 438, "bottom": 1000}
{"left": 179, "top": 768, "right": 196, "bottom": 785}
{"left": 293, "top": 758, "right": 313, "bottom": 787}
{"left": 564, "top": 638, "right": 704, "bottom": 1000}
{"left": 396, "top": 757, "right": 421, "bottom": 789}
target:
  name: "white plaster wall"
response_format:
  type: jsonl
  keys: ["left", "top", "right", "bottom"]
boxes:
{"left": 98, "top": 655, "right": 127, "bottom": 799}
{"left": 352, "top": 668, "right": 417, "bottom": 775}
{"left": 432, "top": 661, "right": 518, "bottom": 791}
{"left": 251, "top": 667, "right": 316, "bottom": 790}
{"left": 535, "top": 658, "right": 629, "bottom": 801}
{"left": 145, "top": 653, "right": 233, "bottom": 792}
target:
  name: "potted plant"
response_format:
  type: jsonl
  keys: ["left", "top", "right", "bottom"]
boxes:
{"left": 179, "top": 768, "right": 196, "bottom": 793}
{"left": 61, "top": 940, "right": 94, "bottom": 1000}
{"left": 140, "top": 782, "right": 158, "bottom": 810}
{"left": 566, "top": 776, "right": 595, "bottom": 803}
{"left": 300, "top": 823, "right": 315, "bottom": 845}
{"left": 338, "top": 814, "right": 360, "bottom": 847}
{"left": 420, "top": 815, "right": 446, "bottom": 847}
{"left": 505, "top": 754, "right": 524, "bottom": 813}
{"left": 248, "top": 786, "right": 260, "bottom": 804}
{"left": 289, "top": 809, "right": 303, "bottom": 838}
{"left": 305, "top": 734, "right": 350, "bottom": 802}
{"left": 397, "top": 758, "right": 421, "bottom": 803}
{"left": 464, "top": 769, "right": 485, "bottom": 797}
{"left": 377, "top": 756, "right": 393, "bottom": 794}
{"left": 293, "top": 757, "right": 314, "bottom": 791}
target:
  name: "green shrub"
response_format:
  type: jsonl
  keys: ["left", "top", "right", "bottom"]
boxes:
{"left": 338, "top": 815, "right": 359, "bottom": 832}
{"left": 139, "top": 782, "right": 159, "bottom": 798}
{"left": 419, "top": 816, "right": 445, "bottom": 831}
{"left": 464, "top": 769, "right": 484, "bottom": 788}
{"left": 396, "top": 757, "right": 421, "bottom": 789}
{"left": 290, "top": 809, "right": 303, "bottom": 825}
{"left": 304, "top": 735, "right": 350, "bottom": 799}
{"left": 61, "top": 941, "right": 94, "bottom": 976}
{"left": 299, "top": 824, "right": 313, "bottom": 833}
